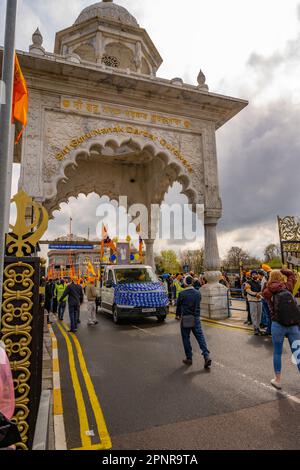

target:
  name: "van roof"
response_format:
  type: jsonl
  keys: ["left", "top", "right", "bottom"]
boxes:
{"left": 107, "top": 265, "right": 151, "bottom": 270}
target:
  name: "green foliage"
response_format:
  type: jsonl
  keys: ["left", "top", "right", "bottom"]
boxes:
{"left": 264, "top": 244, "right": 281, "bottom": 262}
{"left": 155, "top": 250, "right": 180, "bottom": 274}
{"left": 268, "top": 257, "right": 282, "bottom": 269}
{"left": 179, "top": 249, "right": 204, "bottom": 274}
{"left": 223, "top": 246, "right": 251, "bottom": 270}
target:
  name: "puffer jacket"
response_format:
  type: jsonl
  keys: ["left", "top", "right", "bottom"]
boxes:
{"left": 262, "top": 269, "right": 296, "bottom": 321}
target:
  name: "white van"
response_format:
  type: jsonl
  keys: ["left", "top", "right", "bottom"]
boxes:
{"left": 100, "top": 265, "right": 169, "bottom": 324}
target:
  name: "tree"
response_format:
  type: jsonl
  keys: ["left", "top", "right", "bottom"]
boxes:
{"left": 156, "top": 250, "right": 180, "bottom": 274}
{"left": 155, "top": 255, "right": 164, "bottom": 274}
{"left": 264, "top": 244, "right": 281, "bottom": 262}
{"left": 179, "top": 249, "right": 204, "bottom": 274}
{"left": 224, "top": 246, "right": 250, "bottom": 270}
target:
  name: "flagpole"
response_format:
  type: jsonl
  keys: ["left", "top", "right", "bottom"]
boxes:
{"left": 0, "top": 0, "right": 18, "bottom": 321}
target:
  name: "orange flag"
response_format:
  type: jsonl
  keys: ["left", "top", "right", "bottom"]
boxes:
{"left": 13, "top": 54, "right": 28, "bottom": 142}
{"left": 136, "top": 224, "right": 143, "bottom": 259}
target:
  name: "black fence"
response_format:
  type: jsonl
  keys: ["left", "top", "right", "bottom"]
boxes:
{"left": 0, "top": 257, "right": 44, "bottom": 450}
{"left": 227, "top": 288, "right": 247, "bottom": 317}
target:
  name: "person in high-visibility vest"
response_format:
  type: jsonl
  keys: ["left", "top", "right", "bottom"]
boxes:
{"left": 55, "top": 279, "right": 68, "bottom": 321}
{"left": 174, "top": 274, "right": 184, "bottom": 319}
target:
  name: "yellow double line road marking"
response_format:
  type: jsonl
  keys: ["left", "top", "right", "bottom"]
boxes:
{"left": 56, "top": 321, "right": 112, "bottom": 450}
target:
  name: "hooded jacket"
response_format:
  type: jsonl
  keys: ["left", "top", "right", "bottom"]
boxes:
{"left": 262, "top": 269, "right": 296, "bottom": 321}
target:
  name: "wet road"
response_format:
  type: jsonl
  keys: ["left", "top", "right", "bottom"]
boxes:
{"left": 51, "top": 303, "right": 300, "bottom": 450}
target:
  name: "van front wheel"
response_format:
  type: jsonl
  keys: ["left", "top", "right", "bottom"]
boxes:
{"left": 157, "top": 315, "right": 166, "bottom": 323}
{"left": 113, "top": 306, "right": 120, "bottom": 324}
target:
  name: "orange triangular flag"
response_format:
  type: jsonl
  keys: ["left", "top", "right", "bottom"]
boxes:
{"left": 13, "top": 54, "right": 28, "bottom": 142}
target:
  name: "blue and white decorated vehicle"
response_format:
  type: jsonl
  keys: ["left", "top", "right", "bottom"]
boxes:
{"left": 100, "top": 265, "right": 169, "bottom": 324}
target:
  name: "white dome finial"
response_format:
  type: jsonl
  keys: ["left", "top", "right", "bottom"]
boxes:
{"left": 29, "top": 27, "right": 45, "bottom": 56}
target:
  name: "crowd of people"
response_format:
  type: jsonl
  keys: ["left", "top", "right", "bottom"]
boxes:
{"left": 44, "top": 277, "right": 99, "bottom": 333}
{"left": 159, "top": 266, "right": 300, "bottom": 389}
{"left": 237, "top": 266, "right": 300, "bottom": 389}
{"left": 43, "top": 266, "right": 300, "bottom": 392}
{"left": 158, "top": 272, "right": 205, "bottom": 306}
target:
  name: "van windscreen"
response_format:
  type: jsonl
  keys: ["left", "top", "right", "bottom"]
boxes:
{"left": 115, "top": 268, "right": 157, "bottom": 284}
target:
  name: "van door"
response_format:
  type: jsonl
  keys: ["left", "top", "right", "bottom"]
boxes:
{"left": 101, "top": 269, "right": 115, "bottom": 312}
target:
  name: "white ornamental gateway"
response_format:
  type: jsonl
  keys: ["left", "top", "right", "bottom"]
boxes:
{"left": 7, "top": 0, "right": 248, "bottom": 319}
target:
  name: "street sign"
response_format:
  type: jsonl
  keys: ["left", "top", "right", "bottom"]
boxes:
{"left": 183, "top": 265, "right": 189, "bottom": 273}
{"left": 49, "top": 244, "right": 94, "bottom": 250}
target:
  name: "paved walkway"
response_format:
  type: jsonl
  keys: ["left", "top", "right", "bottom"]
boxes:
{"left": 170, "top": 299, "right": 252, "bottom": 332}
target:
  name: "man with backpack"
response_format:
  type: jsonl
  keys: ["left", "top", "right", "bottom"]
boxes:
{"left": 263, "top": 269, "right": 300, "bottom": 390}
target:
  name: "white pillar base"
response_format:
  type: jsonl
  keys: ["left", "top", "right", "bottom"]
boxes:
{"left": 145, "top": 240, "right": 155, "bottom": 270}
{"left": 200, "top": 271, "right": 228, "bottom": 320}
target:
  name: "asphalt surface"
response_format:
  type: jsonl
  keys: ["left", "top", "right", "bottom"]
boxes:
{"left": 53, "top": 303, "right": 300, "bottom": 450}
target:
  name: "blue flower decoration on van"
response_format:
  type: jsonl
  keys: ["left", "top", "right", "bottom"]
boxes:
{"left": 114, "top": 282, "right": 169, "bottom": 308}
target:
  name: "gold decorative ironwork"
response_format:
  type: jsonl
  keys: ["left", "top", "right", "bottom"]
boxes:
{"left": 278, "top": 216, "right": 300, "bottom": 242}
{"left": 0, "top": 261, "right": 35, "bottom": 450}
{"left": 6, "top": 190, "right": 48, "bottom": 257}
{"left": 282, "top": 242, "right": 300, "bottom": 253}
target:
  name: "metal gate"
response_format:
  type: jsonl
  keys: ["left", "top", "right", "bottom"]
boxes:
{"left": 1, "top": 257, "right": 45, "bottom": 449}
{"left": 278, "top": 216, "right": 300, "bottom": 272}
{"left": 0, "top": 190, "right": 48, "bottom": 449}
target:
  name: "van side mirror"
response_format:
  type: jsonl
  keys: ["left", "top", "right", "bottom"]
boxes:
{"left": 106, "top": 280, "right": 113, "bottom": 289}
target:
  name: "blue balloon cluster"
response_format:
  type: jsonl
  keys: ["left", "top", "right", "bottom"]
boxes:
{"left": 114, "top": 282, "right": 169, "bottom": 308}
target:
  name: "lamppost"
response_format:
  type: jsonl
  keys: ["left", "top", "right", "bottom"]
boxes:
{"left": 239, "top": 260, "right": 243, "bottom": 279}
{"left": 0, "top": 0, "right": 18, "bottom": 320}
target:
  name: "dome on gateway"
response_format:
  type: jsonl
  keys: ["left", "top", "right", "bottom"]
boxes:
{"left": 74, "top": 0, "right": 139, "bottom": 27}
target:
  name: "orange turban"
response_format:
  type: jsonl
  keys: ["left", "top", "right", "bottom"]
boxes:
{"left": 262, "top": 264, "right": 272, "bottom": 273}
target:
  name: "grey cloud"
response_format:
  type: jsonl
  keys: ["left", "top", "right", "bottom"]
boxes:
{"left": 216, "top": 6, "right": 300, "bottom": 243}
{"left": 245, "top": 21, "right": 300, "bottom": 96}
{"left": 218, "top": 99, "right": 300, "bottom": 234}
{"left": 247, "top": 51, "right": 282, "bottom": 68}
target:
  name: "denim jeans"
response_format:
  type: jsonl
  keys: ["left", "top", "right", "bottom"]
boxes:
{"left": 181, "top": 317, "right": 210, "bottom": 360}
{"left": 272, "top": 321, "right": 300, "bottom": 374}
{"left": 262, "top": 299, "right": 272, "bottom": 334}
{"left": 68, "top": 304, "right": 78, "bottom": 332}
{"left": 58, "top": 301, "right": 66, "bottom": 320}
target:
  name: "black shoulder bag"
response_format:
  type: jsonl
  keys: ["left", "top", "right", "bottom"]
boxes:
{"left": 0, "top": 412, "right": 21, "bottom": 448}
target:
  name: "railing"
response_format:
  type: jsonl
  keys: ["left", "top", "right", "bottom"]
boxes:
{"left": 227, "top": 288, "right": 247, "bottom": 317}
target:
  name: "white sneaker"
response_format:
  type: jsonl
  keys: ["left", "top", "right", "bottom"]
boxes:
{"left": 271, "top": 379, "right": 282, "bottom": 390}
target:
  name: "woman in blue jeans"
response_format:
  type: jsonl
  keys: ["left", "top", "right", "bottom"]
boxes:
{"left": 263, "top": 269, "right": 300, "bottom": 390}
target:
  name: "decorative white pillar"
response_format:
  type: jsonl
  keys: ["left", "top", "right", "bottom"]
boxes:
{"left": 95, "top": 31, "right": 104, "bottom": 64}
{"left": 145, "top": 239, "right": 155, "bottom": 270}
{"left": 201, "top": 214, "right": 228, "bottom": 319}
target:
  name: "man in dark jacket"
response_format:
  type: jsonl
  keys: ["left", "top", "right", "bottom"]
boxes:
{"left": 61, "top": 280, "right": 84, "bottom": 333}
{"left": 45, "top": 280, "right": 55, "bottom": 324}
{"left": 176, "top": 276, "right": 212, "bottom": 369}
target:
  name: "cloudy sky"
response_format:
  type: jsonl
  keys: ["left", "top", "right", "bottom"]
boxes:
{"left": 1, "top": 0, "right": 300, "bottom": 260}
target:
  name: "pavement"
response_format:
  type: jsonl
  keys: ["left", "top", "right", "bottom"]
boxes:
{"left": 41, "top": 319, "right": 55, "bottom": 450}
{"left": 49, "top": 301, "right": 300, "bottom": 450}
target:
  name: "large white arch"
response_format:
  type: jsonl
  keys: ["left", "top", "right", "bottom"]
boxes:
{"left": 44, "top": 134, "right": 201, "bottom": 217}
